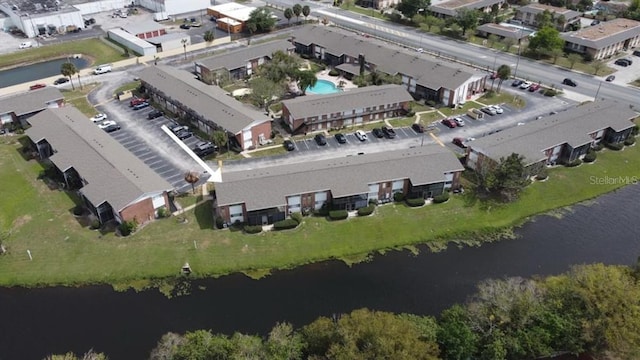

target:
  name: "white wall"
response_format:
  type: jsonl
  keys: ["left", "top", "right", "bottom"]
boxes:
{"left": 0, "top": 16, "right": 14, "bottom": 30}
{"left": 164, "top": 0, "right": 211, "bottom": 16}
{"left": 160, "top": 36, "right": 190, "bottom": 51}
{"left": 108, "top": 29, "right": 157, "bottom": 56}
{"left": 22, "top": 11, "right": 84, "bottom": 37}
{"left": 73, "top": 0, "right": 130, "bottom": 15}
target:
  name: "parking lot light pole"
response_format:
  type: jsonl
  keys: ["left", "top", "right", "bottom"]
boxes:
{"left": 181, "top": 39, "right": 188, "bottom": 60}
{"left": 594, "top": 81, "right": 603, "bottom": 101}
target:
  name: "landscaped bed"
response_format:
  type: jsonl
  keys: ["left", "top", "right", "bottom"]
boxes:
{"left": 0, "top": 132, "right": 638, "bottom": 289}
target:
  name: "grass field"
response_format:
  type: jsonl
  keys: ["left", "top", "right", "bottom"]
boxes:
{"left": 0, "top": 39, "right": 125, "bottom": 70}
{"left": 0, "top": 132, "right": 638, "bottom": 288}
{"left": 62, "top": 85, "right": 100, "bottom": 117}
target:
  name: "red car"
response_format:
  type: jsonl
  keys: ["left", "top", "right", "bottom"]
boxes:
{"left": 441, "top": 118, "right": 457, "bottom": 128}
{"left": 528, "top": 83, "right": 541, "bottom": 92}
{"left": 29, "top": 83, "right": 46, "bottom": 90}
{"left": 452, "top": 137, "right": 467, "bottom": 148}
{"left": 130, "top": 97, "right": 146, "bottom": 107}
{"left": 489, "top": 72, "right": 498, "bottom": 79}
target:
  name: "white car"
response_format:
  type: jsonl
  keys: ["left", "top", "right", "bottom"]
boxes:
{"left": 90, "top": 113, "right": 108, "bottom": 122}
{"left": 490, "top": 105, "right": 504, "bottom": 114}
{"left": 454, "top": 117, "right": 465, "bottom": 127}
{"left": 97, "top": 120, "right": 117, "bottom": 129}
{"left": 519, "top": 81, "right": 532, "bottom": 90}
{"left": 19, "top": 42, "right": 33, "bottom": 49}
{"left": 355, "top": 130, "right": 368, "bottom": 141}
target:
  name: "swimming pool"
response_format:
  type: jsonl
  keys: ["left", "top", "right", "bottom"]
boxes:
{"left": 306, "top": 79, "right": 341, "bottom": 95}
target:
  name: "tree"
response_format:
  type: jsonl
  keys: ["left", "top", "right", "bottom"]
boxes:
{"left": 527, "top": 26, "right": 564, "bottom": 58}
{"left": 455, "top": 8, "right": 479, "bottom": 36}
{"left": 211, "top": 130, "right": 228, "bottom": 152}
{"left": 437, "top": 305, "right": 478, "bottom": 360}
{"left": 534, "top": 9, "right": 554, "bottom": 29}
{"left": 44, "top": 350, "right": 107, "bottom": 360}
{"left": 501, "top": 37, "right": 516, "bottom": 52}
{"left": 296, "top": 70, "right": 318, "bottom": 95}
{"left": 150, "top": 332, "right": 184, "bottom": 360}
{"left": 547, "top": 47, "right": 564, "bottom": 64}
{"left": 495, "top": 64, "right": 511, "bottom": 93}
{"left": 203, "top": 30, "right": 214, "bottom": 42}
{"left": 246, "top": 7, "right": 277, "bottom": 33}
{"left": 423, "top": 15, "right": 439, "bottom": 31}
{"left": 566, "top": 52, "right": 582, "bottom": 69}
{"left": 592, "top": 59, "right": 605, "bottom": 75}
{"left": 249, "top": 77, "right": 284, "bottom": 110}
{"left": 293, "top": 4, "right": 302, "bottom": 22}
{"left": 259, "top": 50, "right": 302, "bottom": 84}
{"left": 284, "top": 8, "right": 293, "bottom": 24}
{"left": 449, "top": 23, "right": 462, "bottom": 37}
{"left": 487, "top": 34, "right": 499, "bottom": 48}
{"left": 302, "top": 5, "right": 311, "bottom": 20}
{"left": 230, "top": 333, "right": 265, "bottom": 359}
{"left": 184, "top": 171, "right": 200, "bottom": 194}
{"left": 265, "top": 322, "right": 303, "bottom": 360}
{"left": 397, "top": 0, "right": 431, "bottom": 19}
{"left": 477, "top": 153, "right": 530, "bottom": 201}
{"left": 60, "top": 62, "right": 77, "bottom": 90}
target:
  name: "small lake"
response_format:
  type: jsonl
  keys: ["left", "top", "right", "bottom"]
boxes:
{"left": 0, "top": 184, "right": 638, "bottom": 359}
{"left": 0, "top": 57, "right": 89, "bottom": 88}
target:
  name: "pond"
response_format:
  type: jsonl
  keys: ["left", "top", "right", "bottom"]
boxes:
{"left": 0, "top": 56, "right": 90, "bottom": 88}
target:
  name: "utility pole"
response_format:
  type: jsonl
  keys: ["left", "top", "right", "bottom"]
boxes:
{"left": 594, "top": 81, "right": 603, "bottom": 101}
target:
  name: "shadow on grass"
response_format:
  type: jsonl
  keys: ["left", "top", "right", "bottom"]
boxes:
{"left": 194, "top": 200, "right": 213, "bottom": 230}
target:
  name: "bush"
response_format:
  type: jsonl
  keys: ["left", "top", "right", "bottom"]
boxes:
{"left": 328, "top": 69, "right": 339, "bottom": 76}
{"left": 290, "top": 212, "right": 303, "bottom": 224}
{"left": 118, "top": 220, "right": 137, "bottom": 236}
{"left": 632, "top": 125, "right": 639, "bottom": 136}
{"left": 406, "top": 197, "right": 425, "bottom": 207}
{"left": 593, "top": 143, "right": 604, "bottom": 151}
{"left": 432, "top": 192, "right": 450, "bottom": 204}
{"left": 583, "top": 151, "right": 597, "bottom": 163}
{"left": 90, "top": 220, "right": 101, "bottom": 230}
{"left": 157, "top": 207, "right": 170, "bottom": 218}
{"left": 624, "top": 137, "right": 636, "bottom": 146}
{"left": 565, "top": 158, "right": 582, "bottom": 167}
{"left": 357, "top": 205, "right": 375, "bottom": 216}
{"left": 393, "top": 192, "right": 405, "bottom": 202}
{"left": 215, "top": 216, "right": 224, "bottom": 229}
{"left": 244, "top": 225, "right": 263, "bottom": 234}
{"left": 543, "top": 89, "right": 558, "bottom": 97}
{"left": 605, "top": 142, "right": 624, "bottom": 151}
{"left": 536, "top": 167, "right": 549, "bottom": 180}
{"left": 329, "top": 210, "right": 348, "bottom": 220}
{"left": 72, "top": 205, "right": 84, "bottom": 216}
{"left": 273, "top": 219, "right": 299, "bottom": 230}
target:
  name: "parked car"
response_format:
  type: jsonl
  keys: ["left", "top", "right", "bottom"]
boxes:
{"left": 180, "top": 23, "right": 191, "bottom": 29}
{"left": 633, "top": 50, "right": 640, "bottom": 57}
{"left": 53, "top": 77, "right": 69, "bottom": 85}
{"left": 490, "top": 105, "right": 504, "bottom": 114}
{"left": 190, "top": 22, "right": 201, "bottom": 27}
{"left": 511, "top": 79, "right": 523, "bottom": 87}
{"left": 171, "top": 125, "right": 189, "bottom": 134}
{"left": 563, "top": 78, "right": 577, "bottom": 87}
{"left": 103, "top": 124, "right": 121, "bottom": 133}
{"left": 93, "top": 64, "right": 112, "bottom": 75}
{"left": 621, "top": 58, "right": 633, "bottom": 65}
{"left": 283, "top": 139, "right": 295, "bottom": 151}
{"left": 411, "top": 123, "right": 425, "bottom": 133}
{"left": 193, "top": 142, "right": 216, "bottom": 156}
{"left": 176, "top": 130, "right": 193, "bottom": 140}
{"left": 382, "top": 126, "right": 396, "bottom": 138}
{"left": 519, "top": 81, "right": 532, "bottom": 90}
{"left": 372, "top": 128, "right": 385, "bottom": 138}
{"left": 19, "top": 41, "right": 33, "bottom": 49}
{"left": 132, "top": 102, "right": 150, "bottom": 110}
{"left": 334, "top": 133, "right": 347, "bottom": 144}
{"left": 452, "top": 137, "right": 467, "bottom": 149}
{"left": 615, "top": 59, "right": 629, "bottom": 67}
{"left": 606, "top": 75, "right": 616, "bottom": 82}
{"left": 130, "top": 98, "right": 146, "bottom": 107}
{"left": 97, "top": 120, "right": 117, "bottom": 129}
{"left": 90, "top": 113, "right": 108, "bottom": 123}
{"left": 489, "top": 72, "right": 498, "bottom": 79}
{"left": 147, "top": 110, "right": 163, "bottom": 119}
{"left": 29, "top": 83, "right": 46, "bottom": 90}
{"left": 591, "top": 20, "right": 600, "bottom": 26}
{"left": 528, "top": 83, "right": 541, "bottom": 92}
{"left": 441, "top": 118, "right": 457, "bottom": 128}
{"left": 453, "top": 117, "right": 465, "bottom": 127}
{"left": 355, "top": 130, "right": 368, "bottom": 141}
{"left": 314, "top": 134, "right": 327, "bottom": 146}
{"left": 481, "top": 106, "right": 497, "bottom": 116}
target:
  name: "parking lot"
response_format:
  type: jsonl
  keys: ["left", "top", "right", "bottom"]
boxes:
{"left": 291, "top": 126, "right": 422, "bottom": 153}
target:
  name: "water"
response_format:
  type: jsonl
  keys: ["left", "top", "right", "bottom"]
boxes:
{"left": 0, "top": 184, "right": 638, "bottom": 359}
{"left": 306, "top": 79, "right": 341, "bottom": 94}
{"left": 0, "top": 57, "right": 89, "bottom": 88}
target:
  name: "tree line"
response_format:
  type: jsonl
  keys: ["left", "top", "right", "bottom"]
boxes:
{"left": 47, "top": 261, "right": 640, "bottom": 359}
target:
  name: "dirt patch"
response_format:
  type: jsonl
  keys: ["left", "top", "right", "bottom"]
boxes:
{"left": 12, "top": 215, "right": 32, "bottom": 229}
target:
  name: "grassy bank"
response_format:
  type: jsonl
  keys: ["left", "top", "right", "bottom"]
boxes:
{"left": 0, "top": 135, "right": 638, "bottom": 288}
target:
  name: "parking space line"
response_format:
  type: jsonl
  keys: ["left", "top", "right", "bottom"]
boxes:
{"left": 430, "top": 133, "right": 445, "bottom": 147}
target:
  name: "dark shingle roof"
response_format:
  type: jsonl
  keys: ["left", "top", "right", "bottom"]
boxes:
{"left": 561, "top": 18, "right": 640, "bottom": 49}
{"left": 195, "top": 40, "right": 294, "bottom": 72}
{"left": 282, "top": 84, "right": 412, "bottom": 120}
{"left": 469, "top": 100, "right": 637, "bottom": 165}
{"left": 137, "top": 65, "right": 269, "bottom": 134}
{"left": 25, "top": 107, "right": 172, "bottom": 212}
{"left": 216, "top": 145, "right": 464, "bottom": 210}
{"left": 0, "top": 87, "right": 63, "bottom": 117}
{"left": 517, "top": 4, "right": 582, "bottom": 20}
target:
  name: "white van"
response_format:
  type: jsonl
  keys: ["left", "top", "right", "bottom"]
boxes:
{"left": 19, "top": 42, "right": 33, "bottom": 49}
{"left": 93, "top": 65, "right": 112, "bottom": 75}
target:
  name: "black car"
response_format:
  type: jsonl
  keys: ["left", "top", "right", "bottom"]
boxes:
{"left": 606, "top": 75, "right": 615, "bottom": 82}
{"left": 147, "top": 110, "right": 163, "bottom": 119}
{"left": 411, "top": 123, "right": 425, "bottom": 133}
{"left": 283, "top": 140, "right": 295, "bottom": 151}
{"left": 103, "top": 124, "right": 121, "bottom": 133}
{"left": 511, "top": 79, "right": 523, "bottom": 87}
{"left": 334, "top": 133, "right": 347, "bottom": 144}
{"left": 372, "top": 128, "right": 384, "bottom": 138}
{"left": 615, "top": 59, "right": 629, "bottom": 67}
{"left": 382, "top": 126, "right": 396, "bottom": 138}
{"left": 180, "top": 23, "right": 191, "bottom": 29}
{"left": 132, "top": 102, "right": 150, "bottom": 110}
{"left": 562, "top": 78, "right": 577, "bottom": 87}
{"left": 193, "top": 142, "right": 216, "bottom": 157}
{"left": 53, "top": 77, "right": 69, "bottom": 85}
{"left": 176, "top": 130, "right": 193, "bottom": 140}
{"left": 314, "top": 134, "right": 327, "bottom": 146}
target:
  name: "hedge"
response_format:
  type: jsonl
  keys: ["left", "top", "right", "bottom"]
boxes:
{"left": 583, "top": 151, "right": 597, "bottom": 163}
{"left": 593, "top": 143, "right": 604, "bottom": 151}
{"left": 290, "top": 212, "right": 303, "bottom": 224}
{"left": 118, "top": 220, "right": 137, "bottom": 236}
{"left": 393, "top": 192, "right": 405, "bottom": 202}
{"left": 314, "top": 206, "right": 330, "bottom": 217}
{"left": 406, "top": 198, "right": 425, "bottom": 207}
{"left": 543, "top": 89, "right": 558, "bottom": 97}
{"left": 329, "top": 210, "right": 348, "bottom": 220}
{"left": 605, "top": 142, "right": 624, "bottom": 151}
{"left": 244, "top": 225, "right": 263, "bottom": 234}
{"left": 273, "top": 219, "right": 299, "bottom": 230}
{"left": 215, "top": 217, "right": 224, "bottom": 229}
{"left": 565, "top": 159, "right": 582, "bottom": 167}
{"left": 357, "top": 205, "right": 375, "bottom": 216}
{"left": 433, "top": 192, "right": 450, "bottom": 204}
{"left": 624, "top": 137, "right": 636, "bottom": 146}
{"left": 328, "top": 69, "right": 339, "bottom": 76}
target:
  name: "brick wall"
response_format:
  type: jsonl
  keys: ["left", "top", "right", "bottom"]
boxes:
{"left": 119, "top": 197, "right": 155, "bottom": 224}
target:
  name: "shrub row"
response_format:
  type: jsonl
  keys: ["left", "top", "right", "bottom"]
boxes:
{"left": 543, "top": 89, "right": 558, "bottom": 97}
{"left": 244, "top": 225, "right": 263, "bottom": 234}
{"left": 119, "top": 220, "right": 137, "bottom": 236}
{"left": 329, "top": 210, "right": 348, "bottom": 220}
{"left": 290, "top": 212, "right": 303, "bottom": 224}
{"left": 393, "top": 192, "right": 405, "bottom": 202}
{"left": 592, "top": 143, "right": 604, "bottom": 151}
{"left": 565, "top": 159, "right": 582, "bottom": 167}
{"left": 624, "top": 137, "right": 635, "bottom": 146}
{"left": 406, "top": 198, "right": 425, "bottom": 207}
{"left": 605, "top": 142, "right": 624, "bottom": 151}
{"left": 583, "top": 151, "right": 597, "bottom": 163}
{"left": 432, "top": 192, "right": 450, "bottom": 204}
{"left": 274, "top": 219, "right": 299, "bottom": 230}
{"left": 357, "top": 205, "right": 375, "bottom": 216}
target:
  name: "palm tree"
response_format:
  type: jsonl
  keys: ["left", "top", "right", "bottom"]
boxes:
{"left": 302, "top": 5, "right": 311, "bottom": 21}
{"left": 203, "top": 30, "right": 215, "bottom": 43}
{"left": 496, "top": 64, "right": 511, "bottom": 93}
{"left": 184, "top": 171, "right": 200, "bottom": 194}
{"left": 284, "top": 8, "right": 293, "bottom": 25}
{"left": 293, "top": 4, "right": 302, "bottom": 23}
{"left": 297, "top": 70, "right": 318, "bottom": 95}
{"left": 60, "top": 62, "right": 77, "bottom": 90}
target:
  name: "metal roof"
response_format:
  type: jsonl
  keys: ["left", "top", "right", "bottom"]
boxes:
{"left": 293, "top": 26, "right": 474, "bottom": 92}
{"left": 137, "top": 65, "right": 270, "bottom": 134}
{"left": 468, "top": 100, "right": 637, "bottom": 165}
{"left": 121, "top": 21, "right": 166, "bottom": 36}
{"left": 216, "top": 145, "right": 464, "bottom": 210}
{"left": 429, "top": 0, "right": 504, "bottom": 17}
{"left": 25, "top": 107, "right": 172, "bottom": 212}
{"left": 0, "top": 87, "right": 63, "bottom": 117}
{"left": 282, "top": 84, "right": 413, "bottom": 120}
{"left": 561, "top": 18, "right": 640, "bottom": 49}
{"left": 195, "top": 40, "right": 294, "bottom": 72}
{"left": 208, "top": 3, "right": 255, "bottom": 22}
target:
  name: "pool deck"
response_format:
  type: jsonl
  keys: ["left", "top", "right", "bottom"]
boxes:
{"left": 289, "top": 69, "right": 358, "bottom": 94}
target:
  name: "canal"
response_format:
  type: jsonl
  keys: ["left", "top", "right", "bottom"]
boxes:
{"left": 0, "top": 57, "right": 89, "bottom": 88}
{"left": 0, "top": 184, "right": 638, "bottom": 359}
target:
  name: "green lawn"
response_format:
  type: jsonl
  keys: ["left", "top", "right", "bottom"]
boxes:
{"left": 387, "top": 116, "right": 416, "bottom": 128}
{"left": 417, "top": 111, "right": 444, "bottom": 124}
{"left": 477, "top": 91, "right": 526, "bottom": 109}
{"left": 62, "top": 85, "right": 100, "bottom": 117}
{"left": 113, "top": 81, "right": 140, "bottom": 96}
{"left": 247, "top": 145, "right": 288, "bottom": 158}
{"left": 439, "top": 102, "right": 478, "bottom": 117}
{"left": 0, "top": 39, "right": 124, "bottom": 70}
{"left": 0, "top": 132, "right": 638, "bottom": 288}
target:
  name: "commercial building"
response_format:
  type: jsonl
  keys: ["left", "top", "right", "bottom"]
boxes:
{"left": 207, "top": 3, "right": 257, "bottom": 33}
{"left": 215, "top": 145, "right": 464, "bottom": 226}
{"left": 515, "top": 4, "right": 581, "bottom": 31}
{"left": 561, "top": 18, "right": 640, "bottom": 60}
{"left": 107, "top": 28, "right": 157, "bottom": 56}
{"left": 0, "top": 0, "right": 84, "bottom": 38}
{"left": 466, "top": 100, "right": 637, "bottom": 173}
{"left": 281, "top": 84, "right": 413, "bottom": 133}
{"left": 137, "top": 0, "right": 211, "bottom": 17}
{"left": 195, "top": 40, "right": 295, "bottom": 84}
{"left": 138, "top": 65, "right": 271, "bottom": 150}
{"left": 25, "top": 107, "right": 173, "bottom": 225}
{"left": 0, "top": 87, "right": 64, "bottom": 129}
{"left": 292, "top": 26, "right": 486, "bottom": 107}
{"left": 428, "top": 0, "right": 505, "bottom": 18}
{"left": 121, "top": 21, "right": 167, "bottom": 40}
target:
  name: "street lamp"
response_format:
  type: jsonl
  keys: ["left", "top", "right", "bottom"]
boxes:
{"left": 594, "top": 81, "right": 603, "bottom": 101}
{"left": 181, "top": 39, "right": 188, "bottom": 60}
{"left": 513, "top": 28, "right": 524, "bottom": 79}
